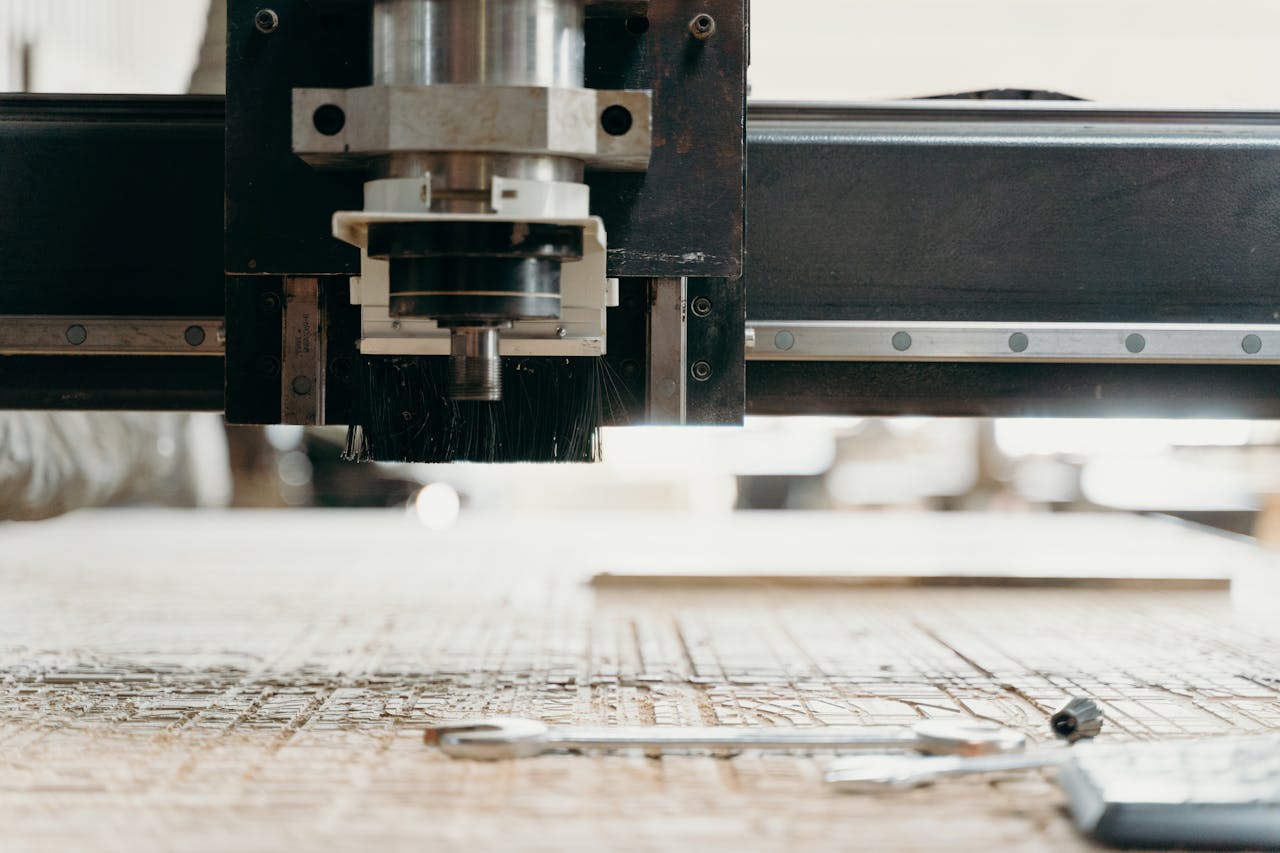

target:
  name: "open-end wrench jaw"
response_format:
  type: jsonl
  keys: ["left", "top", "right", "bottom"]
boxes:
{"left": 425, "top": 718, "right": 551, "bottom": 760}
{"left": 911, "top": 720, "right": 1028, "bottom": 756}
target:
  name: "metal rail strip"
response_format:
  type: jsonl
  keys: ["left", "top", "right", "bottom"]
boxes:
{"left": 748, "top": 322, "right": 1280, "bottom": 365}
{"left": 0, "top": 316, "right": 225, "bottom": 356}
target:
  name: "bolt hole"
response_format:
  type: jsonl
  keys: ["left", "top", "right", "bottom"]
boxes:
{"left": 689, "top": 13, "right": 716, "bottom": 39}
{"left": 600, "top": 104, "right": 633, "bottom": 137}
{"left": 625, "top": 16, "right": 649, "bottom": 35}
{"left": 313, "top": 103, "right": 346, "bottom": 136}
{"left": 254, "top": 8, "right": 279, "bottom": 34}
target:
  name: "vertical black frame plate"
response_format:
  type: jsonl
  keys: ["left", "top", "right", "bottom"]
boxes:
{"left": 225, "top": 0, "right": 368, "bottom": 275}
{"left": 687, "top": 277, "right": 744, "bottom": 424}
{"left": 585, "top": 0, "right": 747, "bottom": 279}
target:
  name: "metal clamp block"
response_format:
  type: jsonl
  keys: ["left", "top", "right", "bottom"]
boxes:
{"left": 293, "top": 85, "right": 652, "bottom": 171}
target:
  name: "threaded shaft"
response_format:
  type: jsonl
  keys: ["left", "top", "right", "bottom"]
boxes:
{"left": 448, "top": 327, "right": 503, "bottom": 401}
{"left": 449, "top": 354, "right": 502, "bottom": 401}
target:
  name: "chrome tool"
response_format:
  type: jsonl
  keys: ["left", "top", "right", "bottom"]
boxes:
{"left": 424, "top": 717, "right": 1027, "bottom": 760}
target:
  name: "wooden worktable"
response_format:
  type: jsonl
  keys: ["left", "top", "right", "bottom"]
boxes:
{"left": 2, "top": 510, "right": 1279, "bottom": 851}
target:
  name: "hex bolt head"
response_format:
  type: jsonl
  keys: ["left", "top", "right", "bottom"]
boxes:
{"left": 1050, "top": 696, "right": 1105, "bottom": 743}
{"left": 691, "top": 296, "right": 713, "bottom": 317}
{"left": 65, "top": 324, "right": 87, "bottom": 346}
{"left": 691, "top": 360, "right": 713, "bottom": 382}
{"left": 254, "top": 8, "right": 279, "bottom": 34}
{"left": 688, "top": 13, "right": 716, "bottom": 39}
{"left": 184, "top": 325, "right": 206, "bottom": 347}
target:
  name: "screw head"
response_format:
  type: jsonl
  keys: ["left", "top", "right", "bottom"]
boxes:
{"left": 689, "top": 13, "right": 716, "bottom": 40}
{"left": 1008, "top": 332, "right": 1029, "bottom": 353}
{"left": 184, "top": 325, "right": 206, "bottom": 347}
{"left": 291, "top": 376, "right": 313, "bottom": 396}
{"left": 892, "top": 331, "right": 913, "bottom": 352}
{"left": 254, "top": 8, "right": 279, "bottom": 34}
{"left": 774, "top": 330, "right": 795, "bottom": 351}
{"left": 1124, "top": 333, "right": 1146, "bottom": 354}
{"left": 1243, "top": 334, "right": 1263, "bottom": 355}
{"left": 691, "top": 360, "right": 713, "bottom": 382}
{"left": 555, "top": 327, "right": 568, "bottom": 339}
{"left": 691, "top": 296, "right": 713, "bottom": 317}
{"left": 65, "top": 324, "right": 87, "bottom": 346}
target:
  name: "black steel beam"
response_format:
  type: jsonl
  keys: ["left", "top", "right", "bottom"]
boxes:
{"left": 742, "top": 102, "right": 1280, "bottom": 417}
{"left": 0, "top": 356, "right": 223, "bottom": 411}
{"left": 0, "top": 95, "right": 225, "bottom": 411}
{"left": 0, "top": 95, "right": 224, "bottom": 316}
{"left": 7, "top": 97, "right": 1280, "bottom": 416}
{"left": 748, "top": 362, "right": 1280, "bottom": 419}
{"left": 744, "top": 102, "right": 1280, "bottom": 325}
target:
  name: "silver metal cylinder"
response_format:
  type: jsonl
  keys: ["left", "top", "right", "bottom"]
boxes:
{"left": 373, "top": 0, "right": 584, "bottom": 89}
{"left": 371, "top": 0, "right": 587, "bottom": 201}
{"left": 449, "top": 326, "right": 504, "bottom": 402}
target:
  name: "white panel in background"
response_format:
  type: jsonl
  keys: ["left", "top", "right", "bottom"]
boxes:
{"left": 749, "top": 0, "right": 1280, "bottom": 108}
{"left": 0, "top": 0, "right": 207, "bottom": 93}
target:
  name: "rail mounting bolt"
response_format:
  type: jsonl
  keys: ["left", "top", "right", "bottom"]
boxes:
{"left": 254, "top": 8, "right": 279, "bottom": 34}
{"left": 688, "top": 13, "right": 716, "bottom": 40}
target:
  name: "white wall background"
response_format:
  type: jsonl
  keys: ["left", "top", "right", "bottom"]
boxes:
{"left": 750, "top": 0, "right": 1280, "bottom": 106}
{"left": 2, "top": 0, "right": 1278, "bottom": 106}
{"left": 0, "top": 0, "right": 206, "bottom": 93}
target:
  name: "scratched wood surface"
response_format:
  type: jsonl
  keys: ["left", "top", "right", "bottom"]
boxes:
{"left": 2, "top": 510, "right": 1280, "bottom": 852}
